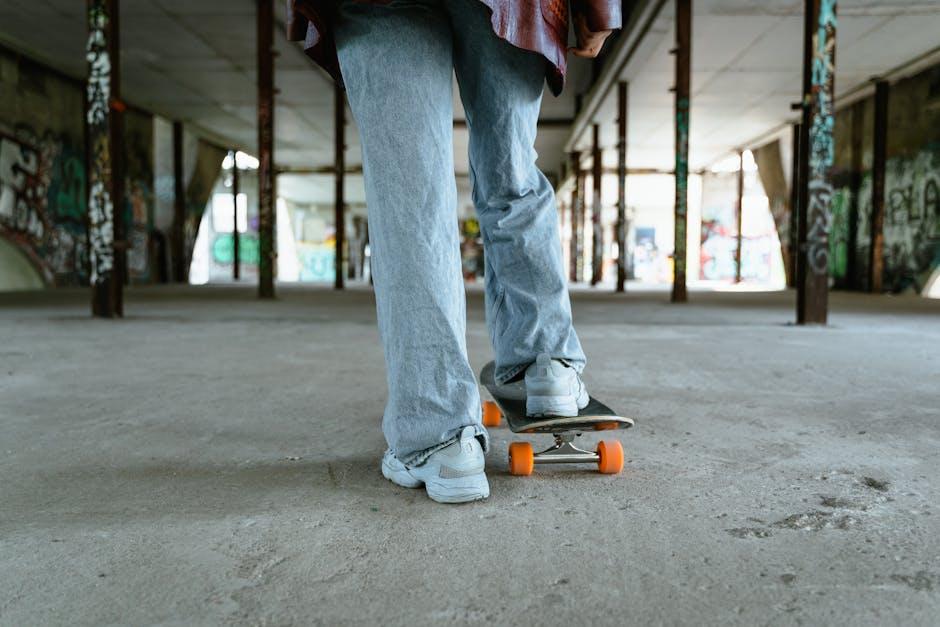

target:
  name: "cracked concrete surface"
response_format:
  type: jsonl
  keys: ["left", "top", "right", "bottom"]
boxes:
{"left": 1, "top": 285, "right": 938, "bottom": 625}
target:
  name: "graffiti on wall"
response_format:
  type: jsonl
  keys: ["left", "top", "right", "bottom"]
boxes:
{"left": 871, "top": 150, "right": 939, "bottom": 291}
{"left": 86, "top": 2, "right": 114, "bottom": 285}
{"left": 0, "top": 127, "right": 87, "bottom": 284}
{"left": 123, "top": 112, "right": 155, "bottom": 281}
{"left": 832, "top": 147, "right": 940, "bottom": 292}
{"left": 828, "top": 186, "right": 850, "bottom": 280}
{"left": 700, "top": 211, "right": 779, "bottom": 282}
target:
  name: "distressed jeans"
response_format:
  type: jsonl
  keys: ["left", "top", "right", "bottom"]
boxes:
{"left": 333, "top": 0, "right": 585, "bottom": 464}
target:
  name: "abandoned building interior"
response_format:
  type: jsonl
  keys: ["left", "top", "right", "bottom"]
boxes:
{"left": 1, "top": 0, "right": 938, "bottom": 624}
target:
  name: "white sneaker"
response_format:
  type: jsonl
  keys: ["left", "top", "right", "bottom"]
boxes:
{"left": 381, "top": 426, "right": 490, "bottom": 504}
{"left": 524, "top": 353, "right": 589, "bottom": 417}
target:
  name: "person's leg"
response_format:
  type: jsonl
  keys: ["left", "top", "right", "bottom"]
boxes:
{"left": 333, "top": 1, "right": 486, "bottom": 466}
{"left": 445, "top": 0, "right": 586, "bottom": 386}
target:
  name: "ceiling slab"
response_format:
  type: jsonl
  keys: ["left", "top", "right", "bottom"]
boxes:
{"left": 569, "top": 0, "right": 940, "bottom": 172}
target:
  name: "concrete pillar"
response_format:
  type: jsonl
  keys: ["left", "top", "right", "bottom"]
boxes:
{"left": 796, "top": 0, "right": 837, "bottom": 325}
{"left": 869, "top": 80, "right": 889, "bottom": 293}
{"left": 616, "top": 81, "right": 628, "bottom": 293}
{"left": 735, "top": 149, "right": 744, "bottom": 283}
{"left": 569, "top": 152, "right": 581, "bottom": 283}
{"left": 86, "top": 0, "right": 123, "bottom": 317}
{"left": 672, "top": 0, "right": 691, "bottom": 303}
{"left": 257, "top": 0, "right": 276, "bottom": 299}
{"left": 591, "top": 123, "right": 602, "bottom": 286}
{"left": 171, "top": 121, "right": 185, "bottom": 283}
{"left": 787, "top": 123, "right": 801, "bottom": 288}
{"left": 334, "top": 83, "right": 346, "bottom": 290}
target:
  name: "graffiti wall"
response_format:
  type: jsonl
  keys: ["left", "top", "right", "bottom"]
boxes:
{"left": 699, "top": 165, "right": 786, "bottom": 285}
{"left": 0, "top": 50, "right": 88, "bottom": 286}
{"left": 201, "top": 171, "right": 260, "bottom": 283}
{"left": 839, "top": 150, "right": 940, "bottom": 292}
{"left": 0, "top": 47, "right": 225, "bottom": 290}
{"left": 124, "top": 109, "right": 155, "bottom": 282}
{"left": 830, "top": 64, "right": 940, "bottom": 293}
{"left": 699, "top": 172, "right": 738, "bottom": 281}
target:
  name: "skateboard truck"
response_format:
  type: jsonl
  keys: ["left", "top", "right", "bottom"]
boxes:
{"left": 506, "top": 431, "right": 624, "bottom": 476}
{"left": 534, "top": 433, "right": 598, "bottom": 465}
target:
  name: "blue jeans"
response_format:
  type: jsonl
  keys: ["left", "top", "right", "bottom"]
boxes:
{"left": 333, "top": 0, "right": 585, "bottom": 464}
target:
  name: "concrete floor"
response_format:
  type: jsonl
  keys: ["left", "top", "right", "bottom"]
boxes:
{"left": 1, "top": 285, "right": 938, "bottom": 626}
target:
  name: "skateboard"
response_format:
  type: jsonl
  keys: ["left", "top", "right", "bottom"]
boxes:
{"left": 479, "top": 361, "right": 635, "bottom": 476}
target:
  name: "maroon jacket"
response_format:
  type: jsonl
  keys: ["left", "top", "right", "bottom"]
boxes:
{"left": 286, "top": 1, "right": 622, "bottom": 95}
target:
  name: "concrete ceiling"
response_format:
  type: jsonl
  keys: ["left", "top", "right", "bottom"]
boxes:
{"left": 570, "top": 0, "right": 940, "bottom": 172}
{"left": 7, "top": 1, "right": 936, "bottom": 208}
{"left": 0, "top": 0, "right": 593, "bottom": 209}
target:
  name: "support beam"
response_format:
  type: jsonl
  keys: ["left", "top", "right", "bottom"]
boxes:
{"left": 257, "top": 0, "right": 276, "bottom": 299}
{"left": 869, "top": 79, "right": 889, "bottom": 293}
{"left": 671, "top": 0, "right": 691, "bottom": 303}
{"left": 569, "top": 152, "right": 581, "bottom": 283}
{"left": 591, "top": 123, "right": 603, "bottom": 286}
{"left": 577, "top": 168, "right": 587, "bottom": 282}
{"left": 231, "top": 151, "right": 241, "bottom": 281}
{"left": 787, "top": 123, "right": 801, "bottom": 288}
{"left": 616, "top": 81, "right": 628, "bottom": 293}
{"left": 334, "top": 83, "right": 346, "bottom": 291}
{"left": 796, "top": 0, "right": 837, "bottom": 325}
{"left": 86, "top": 0, "right": 123, "bottom": 317}
{"left": 171, "top": 121, "right": 185, "bottom": 283}
{"left": 735, "top": 149, "right": 744, "bottom": 283}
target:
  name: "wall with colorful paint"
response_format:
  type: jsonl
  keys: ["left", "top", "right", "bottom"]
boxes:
{"left": 0, "top": 46, "right": 228, "bottom": 291}
{"left": 831, "top": 63, "right": 940, "bottom": 294}
{"left": 0, "top": 46, "right": 159, "bottom": 289}
{"left": 698, "top": 163, "right": 786, "bottom": 288}
{"left": 0, "top": 49, "right": 87, "bottom": 288}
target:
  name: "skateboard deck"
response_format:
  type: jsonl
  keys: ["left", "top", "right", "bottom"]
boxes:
{"left": 479, "top": 361, "right": 635, "bottom": 476}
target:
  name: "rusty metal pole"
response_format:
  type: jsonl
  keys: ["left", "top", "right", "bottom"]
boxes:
{"left": 735, "top": 149, "right": 744, "bottom": 283}
{"left": 171, "top": 121, "right": 185, "bottom": 283}
{"left": 796, "top": 0, "right": 837, "bottom": 325}
{"left": 869, "top": 79, "right": 888, "bottom": 293}
{"left": 787, "top": 122, "right": 801, "bottom": 288}
{"left": 591, "top": 123, "right": 603, "bottom": 286}
{"left": 257, "top": 0, "right": 276, "bottom": 299}
{"left": 672, "top": 0, "right": 691, "bottom": 303}
{"left": 231, "top": 151, "right": 241, "bottom": 281}
{"left": 569, "top": 152, "right": 581, "bottom": 282}
{"left": 334, "top": 83, "right": 346, "bottom": 290}
{"left": 86, "top": 0, "right": 122, "bottom": 316}
{"left": 616, "top": 81, "right": 628, "bottom": 293}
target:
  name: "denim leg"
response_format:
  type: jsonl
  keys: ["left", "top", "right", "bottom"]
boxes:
{"left": 445, "top": 0, "right": 586, "bottom": 384}
{"left": 333, "top": 1, "right": 486, "bottom": 464}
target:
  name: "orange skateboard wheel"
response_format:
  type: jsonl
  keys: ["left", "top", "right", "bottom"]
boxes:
{"left": 508, "top": 442, "right": 535, "bottom": 476}
{"left": 482, "top": 400, "right": 502, "bottom": 427}
{"left": 596, "top": 440, "right": 624, "bottom": 474}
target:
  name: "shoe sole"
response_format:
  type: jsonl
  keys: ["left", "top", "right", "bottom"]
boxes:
{"left": 383, "top": 460, "right": 490, "bottom": 504}
{"left": 425, "top": 476, "right": 490, "bottom": 504}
